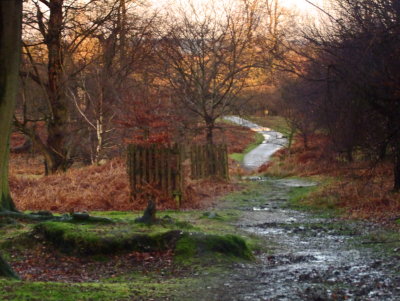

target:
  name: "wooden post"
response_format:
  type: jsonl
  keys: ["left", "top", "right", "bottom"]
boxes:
{"left": 148, "top": 145, "right": 154, "bottom": 184}
{"left": 160, "top": 147, "right": 166, "bottom": 193}
{"left": 132, "top": 145, "right": 138, "bottom": 199}
{"left": 177, "top": 145, "right": 184, "bottom": 205}
{"left": 224, "top": 144, "right": 229, "bottom": 180}
{"left": 155, "top": 146, "right": 160, "bottom": 188}
{"left": 200, "top": 145, "right": 205, "bottom": 178}
{"left": 190, "top": 145, "right": 196, "bottom": 179}
{"left": 135, "top": 146, "right": 141, "bottom": 193}
{"left": 166, "top": 147, "right": 172, "bottom": 196}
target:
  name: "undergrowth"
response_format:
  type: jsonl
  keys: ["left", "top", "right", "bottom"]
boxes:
{"left": 9, "top": 121, "right": 256, "bottom": 213}
{"left": 261, "top": 131, "right": 400, "bottom": 222}
{"left": 230, "top": 132, "right": 264, "bottom": 163}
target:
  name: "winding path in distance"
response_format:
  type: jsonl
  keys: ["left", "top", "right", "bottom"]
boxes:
{"left": 224, "top": 116, "right": 287, "bottom": 169}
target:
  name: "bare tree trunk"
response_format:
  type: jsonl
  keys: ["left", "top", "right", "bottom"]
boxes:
{"left": 119, "top": 0, "right": 127, "bottom": 61}
{"left": 205, "top": 119, "right": 215, "bottom": 145}
{"left": 46, "top": 0, "right": 70, "bottom": 173}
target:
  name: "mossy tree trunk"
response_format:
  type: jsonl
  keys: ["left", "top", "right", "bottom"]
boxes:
{"left": 0, "top": 0, "right": 22, "bottom": 212}
{"left": 0, "top": 0, "right": 23, "bottom": 279}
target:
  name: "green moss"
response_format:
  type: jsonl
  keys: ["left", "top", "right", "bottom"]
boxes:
{"left": 288, "top": 186, "right": 317, "bottom": 205}
{"left": 32, "top": 218, "right": 254, "bottom": 263}
{"left": 356, "top": 230, "right": 400, "bottom": 256}
{"left": 0, "top": 278, "right": 187, "bottom": 301}
{"left": 34, "top": 221, "right": 182, "bottom": 255}
{"left": 283, "top": 179, "right": 344, "bottom": 217}
{"left": 175, "top": 232, "right": 253, "bottom": 263}
{"left": 247, "top": 116, "right": 290, "bottom": 135}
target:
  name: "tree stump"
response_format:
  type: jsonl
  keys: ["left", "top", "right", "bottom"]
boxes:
{"left": 135, "top": 200, "right": 157, "bottom": 225}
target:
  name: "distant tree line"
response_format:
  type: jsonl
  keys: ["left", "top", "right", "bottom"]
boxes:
{"left": 278, "top": 0, "right": 400, "bottom": 190}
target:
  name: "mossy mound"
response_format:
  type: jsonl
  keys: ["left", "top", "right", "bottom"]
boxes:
{"left": 33, "top": 222, "right": 253, "bottom": 261}
{"left": 175, "top": 232, "right": 253, "bottom": 261}
{"left": 34, "top": 222, "right": 182, "bottom": 255}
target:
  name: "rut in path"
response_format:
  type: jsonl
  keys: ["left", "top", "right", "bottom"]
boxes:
{"left": 194, "top": 178, "right": 400, "bottom": 301}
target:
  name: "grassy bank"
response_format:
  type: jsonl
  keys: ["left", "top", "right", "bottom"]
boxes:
{"left": 229, "top": 132, "right": 264, "bottom": 163}
{"left": 257, "top": 114, "right": 400, "bottom": 222}
{"left": 0, "top": 182, "right": 268, "bottom": 300}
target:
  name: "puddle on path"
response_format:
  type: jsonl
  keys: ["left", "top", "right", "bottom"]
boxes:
{"left": 192, "top": 117, "right": 400, "bottom": 300}
{"left": 199, "top": 178, "right": 400, "bottom": 301}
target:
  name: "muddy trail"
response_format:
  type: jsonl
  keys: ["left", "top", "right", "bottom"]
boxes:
{"left": 182, "top": 117, "right": 400, "bottom": 301}
{"left": 191, "top": 177, "right": 400, "bottom": 301}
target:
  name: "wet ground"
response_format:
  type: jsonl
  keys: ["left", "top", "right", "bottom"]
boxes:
{"left": 192, "top": 117, "right": 400, "bottom": 300}
{"left": 199, "top": 178, "right": 400, "bottom": 301}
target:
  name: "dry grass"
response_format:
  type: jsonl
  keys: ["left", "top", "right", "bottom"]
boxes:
{"left": 9, "top": 123, "right": 252, "bottom": 213}
{"left": 193, "top": 122, "right": 258, "bottom": 154}
{"left": 261, "top": 134, "right": 400, "bottom": 221}
{"left": 11, "top": 158, "right": 131, "bottom": 212}
{"left": 10, "top": 157, "right": 241, "bottom": 212}
{"left": 9, "top": 153, "right": 44, "bottom": 177}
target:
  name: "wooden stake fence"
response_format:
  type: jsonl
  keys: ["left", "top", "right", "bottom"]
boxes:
{"left": 127, "top": 144, "right": 184, "bottom": 202}
{"left": 190, "top": 144, "right": 229, "bottom": 180}
{"left": 127, "top": 143, "right": 229, "bottom": 205}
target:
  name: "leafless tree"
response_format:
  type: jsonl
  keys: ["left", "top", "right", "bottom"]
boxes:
{"left": 15, "top": 0, "right": 120, "bottom": 173}
{"left": 156, "top": 1, "right": 277, "bottom": 144}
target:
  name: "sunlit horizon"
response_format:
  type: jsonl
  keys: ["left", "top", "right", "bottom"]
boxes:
{"left": 148, "top": 0, "right": 327, "bottom": 16}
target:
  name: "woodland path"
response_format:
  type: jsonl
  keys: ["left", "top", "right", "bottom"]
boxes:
{"left": 188, "top": 117, "right": 400, "bottom": 301}
{"left": 224, "top": 116, "right": 287, "bottom": 169}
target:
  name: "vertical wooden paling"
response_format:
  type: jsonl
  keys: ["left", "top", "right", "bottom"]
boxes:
{"left": 190, "top": 145, "right": 196, "bottom": 179}
{"left": 133, "top": 145, "right": 138, "bottom": 199}
{"left": 155, "top": 146, "right": 160, "bottom": 189}
{"left": 200, "top": 144, "right": 205, "bottom": 178}
{"left": 135, "top": 146, "right": 139, "bottom": 192}
{"left": 166, "top": 147, "right": 172, "bottom": 196}
{"left": 160, "top": 147, "right": 166, "bottom": 193}
{"left": 177, "top": 145, "right": 184, "bottom": 204}
{"left": 142, "top": 146, "right": 147, "bottom": 185}
{"left": 224, "top": 144, "right": 229, "bottom": 180}
{"left": 148, "top": 144, "right": 154, "bottom": 184}
{"left": 218, "top": 144, "right": 224, "bottom": 178}
{"left": 127, "top": 145, "right": 132, "bottom": 199}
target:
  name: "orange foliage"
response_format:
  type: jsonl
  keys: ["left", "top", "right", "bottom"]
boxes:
{"left": 11, "top": 159, "right": 131, "bottom": 212}
{"left": 119, "top": 96, "right": 176, "bottom": 146}
{"left": 9, "top": 122, "right": 253, "bottom": 212}
{"left": 194, "top": 122, "right": 257, "bottom": 154}
{"left": 10, "top": 157, "right": 239, "bottom": 212}
{"left": 263, "top": 133, "right": 400, "bottom": 222}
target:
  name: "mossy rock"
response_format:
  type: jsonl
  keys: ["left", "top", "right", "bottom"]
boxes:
{"left": 175, "top": 232, "right": 253, "bottom": 261}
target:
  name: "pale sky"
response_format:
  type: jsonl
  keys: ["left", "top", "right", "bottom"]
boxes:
{"left": 148, "top": 0, "right": 327, "bottom": 16}
{"left": 282, "top": 0, "right": 326, "bottom": 15}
